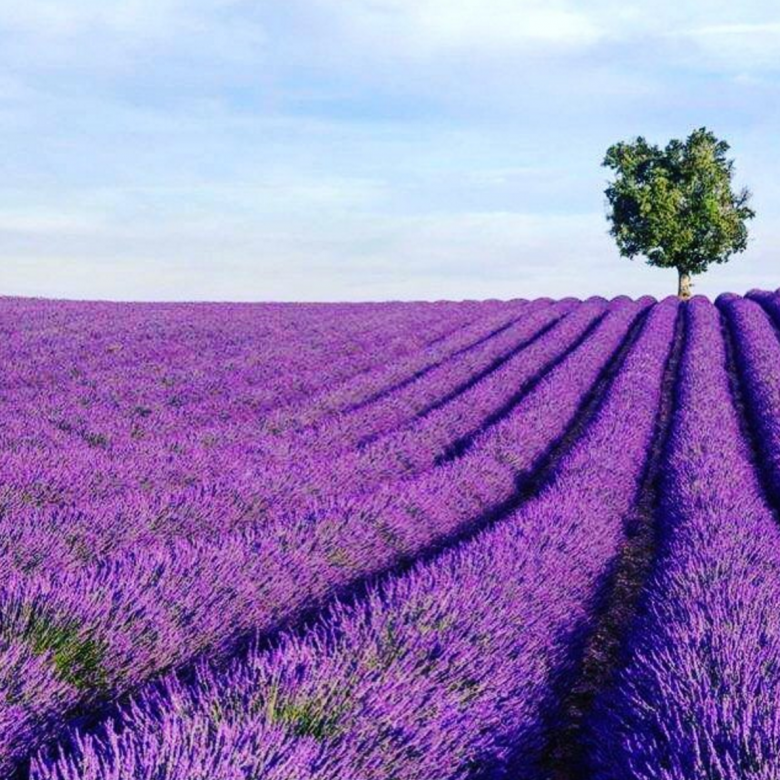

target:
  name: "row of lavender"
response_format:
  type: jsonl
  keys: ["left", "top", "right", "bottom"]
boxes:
{"left": 6, "top": 291, "right": 780, "bottom": 777}
{"left": 0, "top": 297, "right": 616, "bottom": 584}
{"left": 31, "top": 297, "right": 680, "bottom": 780}
{"left": 36, "top": 294, "right": 780, "bottom": 779}
{"left": 3, "top": 297, "right": 585, "bottom": 566}
{"left": 0, "top": 297, "right": 568, "bottom": 565}
{"left": 0, "top": 295, "right": 643, "bottom": 771}
{"left": 0, "top": 297, "right": 519, "bottom": 521}
{"left": 586, "top": 294, "right": 780, "bottom": 777}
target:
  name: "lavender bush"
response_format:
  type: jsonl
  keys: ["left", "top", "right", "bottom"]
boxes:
{"left": 1, "top": 292, "right": 779, "bottom": 778}
{"left": 586, "top": 297, "right": 780, "bottom": 779}
{"left": 30, "top": 298, "right": 680, "bottom": 780}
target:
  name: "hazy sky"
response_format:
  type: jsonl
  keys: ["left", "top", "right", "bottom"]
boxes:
{"left": 2, "top": 1, "right": 779, "bottom": 301}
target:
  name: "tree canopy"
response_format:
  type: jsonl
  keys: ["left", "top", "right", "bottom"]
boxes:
{"left": 603, "top": 128, "right": 754, "bottom": 297}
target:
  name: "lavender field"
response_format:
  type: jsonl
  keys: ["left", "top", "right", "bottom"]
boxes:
{"left": 3, "top": 292, "right": 780, "bottom": 779}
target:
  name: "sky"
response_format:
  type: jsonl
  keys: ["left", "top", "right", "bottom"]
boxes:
{"left": 2, "top": 0, "right": 780, "bottom": 302}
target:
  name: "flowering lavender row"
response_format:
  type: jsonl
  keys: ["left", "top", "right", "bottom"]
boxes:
{"left": 747, "top": 287, "right": 780, "bottom": 329}
{"left": 210, "top": 298, "right": 605, "bottom": 537}
{"left": 0, "top": 298, "right": 530, "bottom": 566}
{"left": 256, "top": 297, "right": 569, "bottom": 455}
{"left": 0, "top": 295, "right": 497, "bottom": 522}
{"left": 0, "top": 297, "right": 489, "bottom": 515}
{"left": 258, "top": 298, "right": 545, "bottom": 435}
{"left": 0, "top": 297, "right": 642, "bottom": 585}
{"left": 0, "top": 298, "right": 647, "bottom": 770}
{"left": 0, "top": 298, "right": 486, "bottom": 421}
{"left": 0, "top": 297, "right": 611, "bottom": 577}
{"left": 0, "top": 296, "right": 523, "bottom": 770}
{"left": 586, "top": 298, "right": 780, "bottom": 779}
{"left": 746, "top": 288, "right": 780, "bottom": 349}
{"left": 718, "top": 292, "right": 780, "bottom": 503}
{"left": 30, "top": 298, "right": 680, "bottom": 780}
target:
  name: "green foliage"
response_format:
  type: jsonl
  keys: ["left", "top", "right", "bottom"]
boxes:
{"left": 603, "top": 127, "right": 755, "bottom": 276}
{"left": 263, "top": 682, "right": 347, "bottom": 740}
{"left": 21, "top": 608, "right": 109, "bottom": 691}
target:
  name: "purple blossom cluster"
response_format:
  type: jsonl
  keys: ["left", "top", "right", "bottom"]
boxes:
{"left": 30, "top": 297, "right": 679, "bottom": 780}
{"left": 719, "top": 292, "right": 780, "bottom": 501}
{"left": 1, "top": 295, "right": 649, "bottom": 769}
{"left": 2, "top": 291, "right": 780, "bottom": 778}
{"left": 587, "top": 296, "right": 780, "bottom": 779}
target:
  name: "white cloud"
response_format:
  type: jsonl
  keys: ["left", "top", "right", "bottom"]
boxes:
{"left": 675, "top": 21, "right": 780, "bottom": 70}
{"left": 0, "top": 209, "right": 107, "bottom": 234}
{"left": 315, "top": 0, "right": 603, "bottom": 58}
{"left": 690, "top": 22, "right": 780, "bottom": 35}
{"left": 0, "top": 0, "right": 267, "bottom": 71}
{"left": 0, "top": 1, "right": 218, "bottom": 37}
{"left": 0, "top": 202, "right": 617, "bottom": 301}
{"left": 400, "top": 0, "right": 603, "bottom": 50}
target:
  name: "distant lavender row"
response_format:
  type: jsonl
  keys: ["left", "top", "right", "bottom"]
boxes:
{"left": 0, "top": 298, "right": 602, "bottom": 575}
{"left": 257, "top": 298, "right": 544, "bottom": 435}
{"left": 0, "top": 299, "right": 487, "bottom": 423}
{"left": 0, "top": 298, "right": 530, "bottom": 563}
{"left": 0, "top": 298, "right": 647, "bottom": 770}
{"left": 30, "top": 299, "right": 679, "bottom": 780}
{"left": 587, "top": 298, "right": 780, "bottom": 779}
{"left": 0, "top": 299, "right": 501, "bottom": 446}
{"left": 719, "top": 292, "right": 780, "bottom": 503}
{"left": 747, "top": 287, "right": 780, "bottom": 333}
{"left": 0, "top": 298, "right": 639, "bottom": 584}
{"left": 255, "top": 297, "right": 569, "bottom": 456}
{"left": 0, "top": 296, "right": 493, "bottom": 501}
{"left": 176, "top": 298, "right": 602, "bottom": 547}
{"left": 0, "top": 299, "right": 475, "bottom": 536}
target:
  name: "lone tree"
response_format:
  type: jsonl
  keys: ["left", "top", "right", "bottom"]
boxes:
{"left": 603, "top": 127, "right": 755, "bottom": 299}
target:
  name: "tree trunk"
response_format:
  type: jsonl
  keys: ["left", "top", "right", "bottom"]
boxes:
{"left": 678, "top": 269, "right": 692, "bottom": 301}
